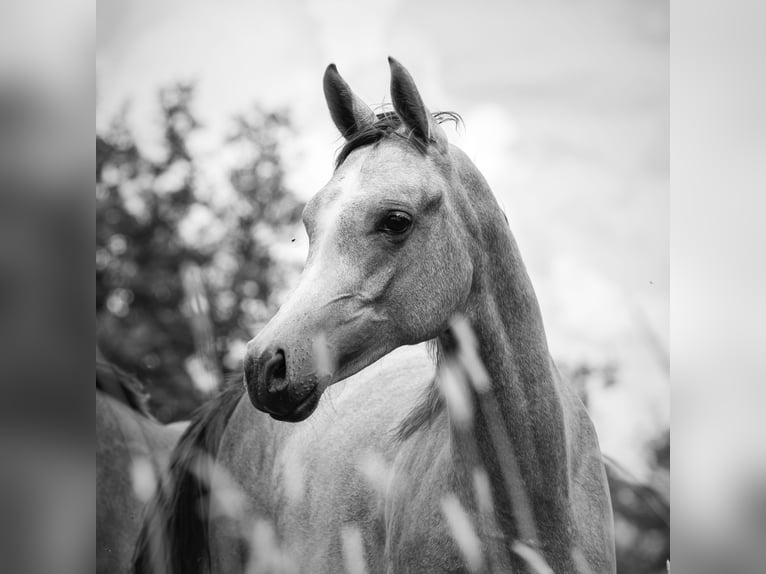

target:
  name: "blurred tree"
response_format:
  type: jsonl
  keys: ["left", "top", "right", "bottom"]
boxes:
{"left": 559, "top": 360, "right": 618, "bottom": 408}
{"left": 563, "top": 360, "right": 670, "bottom": 573}
{"left": 607, "top": 429, "right": 670, "bottom": 574}
{"left": 96, "top": 84, "right": 304, "bottom": 422}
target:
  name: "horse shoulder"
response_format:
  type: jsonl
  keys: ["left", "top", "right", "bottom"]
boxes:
{"left": 384, "top": 417, "right": 468, "bottom": 573}
{"left": 211, "top": 345, "right": 438, "bottom": 573}
{"left": 281, "top": 358, "right": 433, "bottom": 573}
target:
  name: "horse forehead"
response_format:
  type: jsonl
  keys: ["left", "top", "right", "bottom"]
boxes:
{"left": 331, "top": 145, "right": 444, "bottom": 204}
{"left": 306, "top": 145, "right": 447, "bottom": 232}
{"left": 362, "top": 143, "right": 442, "bottom": 185}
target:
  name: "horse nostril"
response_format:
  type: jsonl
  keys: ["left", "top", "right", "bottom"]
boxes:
{"left": 265, "top": 349, "right": 288, "bottom": 394}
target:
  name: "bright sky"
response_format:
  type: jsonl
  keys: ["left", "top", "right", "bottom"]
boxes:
{"left": 97, "top": 0, "right": 668, "bottom": 476}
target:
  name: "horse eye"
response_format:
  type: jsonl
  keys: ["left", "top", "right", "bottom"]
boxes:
{"left": 380, "top": 211, "right": 412, "bottom": 235}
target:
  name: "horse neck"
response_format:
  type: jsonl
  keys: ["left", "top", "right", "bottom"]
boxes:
{"left": 440, "top": 168, "right": 575, "bottom": 565}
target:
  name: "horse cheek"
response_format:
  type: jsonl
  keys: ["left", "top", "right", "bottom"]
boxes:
{"left": 393, "top": 250, "right": 470, "bottom": 343}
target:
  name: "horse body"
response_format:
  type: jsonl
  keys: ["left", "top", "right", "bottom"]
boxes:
{"left": 137, "top": 58, "right": 615, "bottom": 574}
{"left": 97, "top": 368, "right": 186, "bottom": 574}
{"left": 212, "top": 342, "right": 611, "bottom": 573}
{"left": 211, "top": 344, "right": 435, "bottom": 573}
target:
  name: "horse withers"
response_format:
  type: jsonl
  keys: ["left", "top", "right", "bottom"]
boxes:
{"left": 136, "top": 58, "right": 615, "bottom": 574}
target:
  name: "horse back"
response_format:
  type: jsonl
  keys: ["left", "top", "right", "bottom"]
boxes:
{"left": 97, "top": 391, "right": 183, "bottom": 574}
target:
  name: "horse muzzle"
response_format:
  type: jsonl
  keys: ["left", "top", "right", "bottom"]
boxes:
{"left": 243, "top": 346, "right": 323, "bottom": 422}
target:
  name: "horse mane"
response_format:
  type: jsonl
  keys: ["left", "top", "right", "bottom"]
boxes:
{"left": 133, "top": 380, "right": 246, "bottom": 574}
{"left": 96, "top": 360, "right": 153, "bottom": 419}
{"left": 393, "top": 380, "right": 444, "bottom": 442}
{"left": 336, "top": 109, "right": 462, "bottom": 168}
{"left": 393, "top": 338, "right": 448, "bottom": 442}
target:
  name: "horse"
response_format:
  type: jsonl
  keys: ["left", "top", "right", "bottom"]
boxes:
{"left": 97, "top": 360, "right": 188, "bottom": 574}
{"left": 134, "top": 57, "right": 615, "bottom": 573}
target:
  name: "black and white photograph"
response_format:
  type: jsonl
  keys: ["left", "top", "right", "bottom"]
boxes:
{"left": 95, "top": 1, "right": 671, "bottom": 573}
{"left": 1, "top": 0, "right": 763, "bottom": 573}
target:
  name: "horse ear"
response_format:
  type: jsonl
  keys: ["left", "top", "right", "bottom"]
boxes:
{"left": 323, "top": 64, "right": 376, "bottom": 139}
{"left": 388, "top": 57, "right": 435, "bottom": 145}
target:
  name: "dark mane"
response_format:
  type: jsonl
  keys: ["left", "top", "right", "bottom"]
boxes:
{"left": 336, "top": 109, "right": 462, "bottom": 168}
{"left": 394, "top": 339, "right": 449, "bottom": 442}
{"left": 96, "top": 360, "right": 153, "bottom": 419}
{"left": 133, "top": 380, "right": 246, "bottom": 574}
{"left": 393, "top": 379, "right": 445, "bottom": 442}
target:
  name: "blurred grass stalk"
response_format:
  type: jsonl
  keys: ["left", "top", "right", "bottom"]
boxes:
{"left": 181, "top": 262, "right": 223, "bottom": 394}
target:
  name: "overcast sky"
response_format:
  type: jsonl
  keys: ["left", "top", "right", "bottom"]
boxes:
{"left": 97, "top": 0, "right": 668, "bottom": 476}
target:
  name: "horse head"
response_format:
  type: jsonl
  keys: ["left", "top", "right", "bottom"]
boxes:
{"left": 244, "top": 58, "right": 488, "bottom": 422}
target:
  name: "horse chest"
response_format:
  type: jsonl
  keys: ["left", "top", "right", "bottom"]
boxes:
{"left": 270, "top": 411, "right": 397, "bottom": 572}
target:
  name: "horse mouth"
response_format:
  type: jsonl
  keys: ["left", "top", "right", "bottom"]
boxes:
{"left": 264, "top": 385, "right": 322, "bottom": 423}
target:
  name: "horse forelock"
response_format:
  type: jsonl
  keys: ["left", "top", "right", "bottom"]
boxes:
{"left": 335, "top": 109, "right": 461, "bottom": 168}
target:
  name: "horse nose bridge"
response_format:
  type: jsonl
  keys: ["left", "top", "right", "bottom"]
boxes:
{"left": 268, "top": 291, "right": 333, "bottom": 343}
{"left": 242, "top": 272, "right": 337, "bottom": 383}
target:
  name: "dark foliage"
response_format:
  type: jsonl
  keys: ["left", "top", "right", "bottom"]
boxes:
{"left": 608, "top": 431, "right": 670, "bottom": 574}
{"left": 561, "top": 361, "right": 669, "bottom": 573}
{"left": 96, "top": 84, "right": 304, "bottom": 421}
